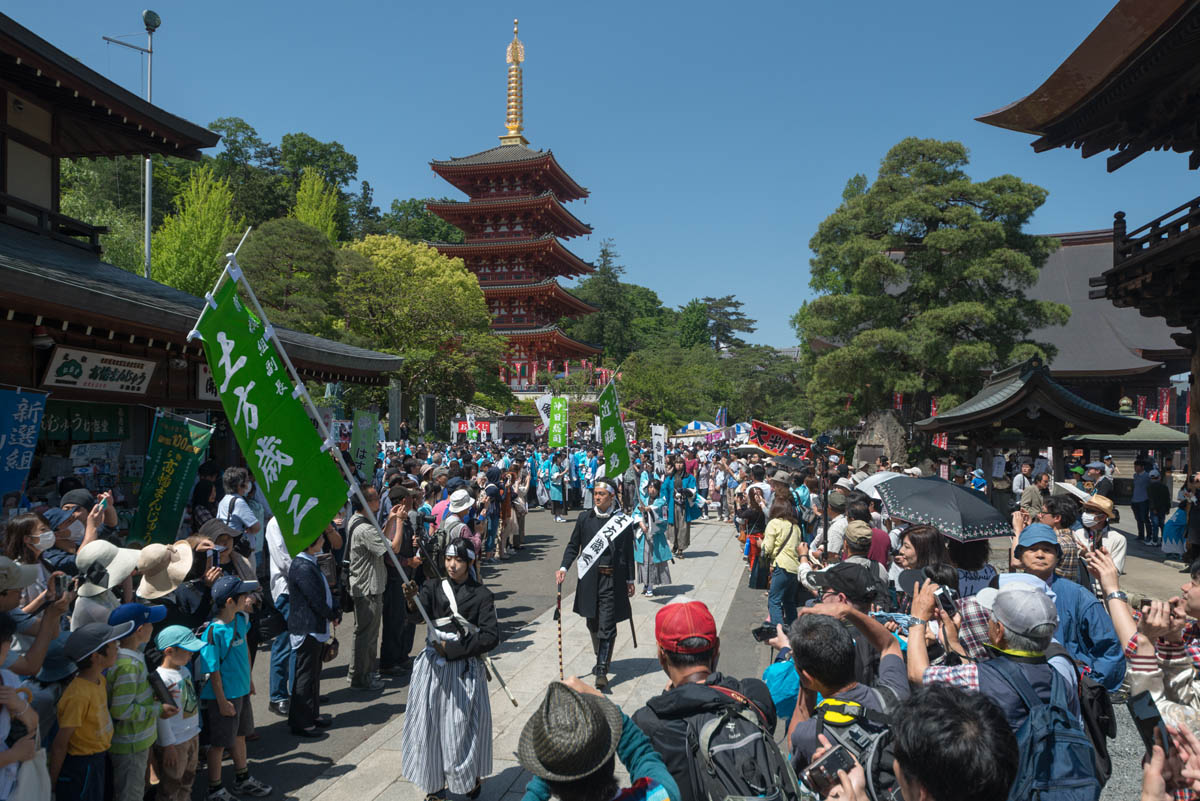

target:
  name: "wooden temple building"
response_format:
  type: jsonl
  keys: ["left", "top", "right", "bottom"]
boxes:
{"left": 427, "top": 21, "right": 600, "bottom": 390}
{"left": 977, "top": 0, "right": 1200, "bottom": 470}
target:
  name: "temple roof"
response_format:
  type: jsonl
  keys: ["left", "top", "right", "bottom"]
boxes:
{"left": 484, "top": 277, "right": 598, "bottom": 315}
{"left": 976, "top": 0, "right": 1200, "bottom": 171}
{"left": 1064, "top": 413, "right": 1188, "bottom": 448}
{"left": 425, "top": 191, "right": 592, "bottom": 239}
{"left": 915, "top": 357, "right": 1138, "bottom": 440}
{"left": 495, "top": 324, "right": 601, "bottom": 356}
{"left": 0, "top": 13, "right": 218, "bottom": 159}
{"left": 431, "top": 234, "right": 595, "bottom": 279}
{"left": 430, "top": 144, "right": 588, "bottom": 201}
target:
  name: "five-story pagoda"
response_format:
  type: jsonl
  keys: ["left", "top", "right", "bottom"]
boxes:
{"left": 427, "top": 20, "right": 600, "bottom": 389}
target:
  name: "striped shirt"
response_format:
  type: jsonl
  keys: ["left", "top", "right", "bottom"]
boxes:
{"left": 107, "top": 648, "right": 159, "bottom": 753}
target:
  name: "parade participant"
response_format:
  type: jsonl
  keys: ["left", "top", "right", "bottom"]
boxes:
{"left": 512, "top": 458, "right": 531, "bottom": 550}
{"left": 663, "top": 458, "right": 700, "bottom": 559}
{"left": 400, "top": 538, "right": 498, "bottom": 801}
{"left": 549, "top": 454, "right": 569, "bottom": 523}
{"left": 633, "top": 480, "right": 672, "bottom": 597}
{"left": 556, "top": 478, "right": 635, "bottom": 689}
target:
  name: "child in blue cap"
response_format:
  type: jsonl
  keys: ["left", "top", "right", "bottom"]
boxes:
{"left": 107, "top": 603, "right": 173, "bottom": 801}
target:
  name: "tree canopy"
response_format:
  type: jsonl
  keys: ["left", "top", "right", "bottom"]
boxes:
{"left": 150, "top": 166, "right": 244, "bottom": 296}
{"left": 290, "top": 168, "right": 340, "bottom": 244}
{"left": 791, "top": 137, "right": 1069, "bottom": 430}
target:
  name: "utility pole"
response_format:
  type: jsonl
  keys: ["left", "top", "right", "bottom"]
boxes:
{"left": 103, "top": 10, "right": 160, "bottom": 280}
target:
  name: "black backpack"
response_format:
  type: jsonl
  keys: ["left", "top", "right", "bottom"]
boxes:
{"left": 813, "top": 687, "right": 902, "bottom": 801}
{"left": 684, "top": 685, "right": 807, "bottom": 801}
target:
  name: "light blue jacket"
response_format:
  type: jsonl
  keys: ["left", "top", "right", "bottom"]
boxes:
{"left": 1046, "top": 574, "right": 1126, "bottom": 691}
{"left": 633, "top": 494, "right": 673, "bottom": 566}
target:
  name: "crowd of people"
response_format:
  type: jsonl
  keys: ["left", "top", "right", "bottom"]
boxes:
{"left": 3, "top": 432, "right": 1200, "bottom": 801}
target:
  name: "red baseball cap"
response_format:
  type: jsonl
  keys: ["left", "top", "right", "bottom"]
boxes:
{"left": 655, "top": 600, "right": 717, "bottom": 654}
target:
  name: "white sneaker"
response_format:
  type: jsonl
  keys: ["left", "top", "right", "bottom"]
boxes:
{"left": 232, "top": 775, "right": 273, "bottom": 797}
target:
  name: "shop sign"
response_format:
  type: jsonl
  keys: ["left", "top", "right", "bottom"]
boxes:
{"left": 43, "top": 347, "right": 155, "bottom": 395}
{"left": 42, "top": 401, "right": 129, "bottom": 442}
{"left": 197, "top": 364, "right": 219, "bottom": 401}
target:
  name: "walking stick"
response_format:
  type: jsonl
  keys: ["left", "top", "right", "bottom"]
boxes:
{"left": 629, "top": 616, "right": 638, "bottom": 649}
{"left": 554, "top": 584, "right": 564, "bottom": 680}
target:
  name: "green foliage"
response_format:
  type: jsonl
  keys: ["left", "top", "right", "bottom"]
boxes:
{"left": 290, "top": 168, "right": 340, "bottom": 244}
{"left": 58, "top": 169, "right": 144, "bottom": 274}
{"left": 338, "top": 236, "right": 505, "bottom": 422}
{"left": 382, "top": 198, "right": 465, "bottom": 243}
{"left": 151, "top": 166, "right": 244, "bottom": 296}
{"left": 547, "top": 370, "right": 596, "bottom": 401}
{"left": 617, "top": 344, "right": 732, "bottom": 430}
{"left": 278, "top": 132, "right": 358, "bottom": 189}
{"left": 722, "top": 345, "right": 807, "bottom": 425}
{"left": 558, "top": 240, "right": 634, "bottom": 362}
{"left": 220, "top": 218, "right": 340, "bottom": 337}
{"left": 677, "top": 299, "right": 710, "bottom": 349}
{"left": 208, "top": 117, "right": 293, "bottom": 226}
{"left": 791, "top": 137, "right": 1069, "bottom": 431}
{"left": 703, "top": 295, "right": 757, "bottom": 351}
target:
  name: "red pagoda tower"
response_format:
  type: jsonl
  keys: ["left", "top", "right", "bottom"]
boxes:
{"left": 428, "top": 20, "right": 600, "bottom": 389}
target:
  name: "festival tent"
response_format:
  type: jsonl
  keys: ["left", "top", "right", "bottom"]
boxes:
{"left": 677, "top": 421, "right": 718, "bottom": 433}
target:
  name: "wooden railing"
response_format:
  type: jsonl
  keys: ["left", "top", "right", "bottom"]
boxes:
{"left": 1113, "top": 194, "right": 1200, "bottom": 264}
{"left": 0, "top": 191, "right": 108, "bottom": 252}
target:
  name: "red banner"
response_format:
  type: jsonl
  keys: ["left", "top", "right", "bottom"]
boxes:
{"left": 748, "top": 420, "right": 810, "bottom": 456}
{"left": 1160, "top": 387, "right": 1172, "bottom": 424}
{"left": 892, "top": 392, "right": 903, "bottom": 411}
{"left": 1137, "top": 395, "right": 1147, "bottom": 417}
{"left": 455, "top": 420, "right": 491, "bottom": 433}
{"left": 931, "top": 396, "right": 939, "bottom": 417}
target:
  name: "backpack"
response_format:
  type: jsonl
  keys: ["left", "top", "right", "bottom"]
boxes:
{"left": 1043, "top": 643, "right": 1114, "bottom": 786}
{"left": 432, "top": 514, "right": 469, "bottom": 566}
{"left": 983, "top": 658, "right": 1101, "bottom": 801}
{"left": 685, "top": 685, "right": 807, "bottom": 801}
{"left": 814, "top": 688, "right": 901, "bottom": 801}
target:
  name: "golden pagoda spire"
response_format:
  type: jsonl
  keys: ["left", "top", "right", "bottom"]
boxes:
{"left": 499, "top": 19, "right": 529, "bottom": 146}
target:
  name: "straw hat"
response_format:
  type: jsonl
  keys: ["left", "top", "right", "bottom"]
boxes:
{"left": 517, "top": 681, "right": 623, "bottom": 782}
{"left": 136, "top": 543, "right": 194, "bottom": 600}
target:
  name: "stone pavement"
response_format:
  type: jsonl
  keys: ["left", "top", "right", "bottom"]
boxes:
{"left": 291, "top": 517, "right": 745, "bottom": 801}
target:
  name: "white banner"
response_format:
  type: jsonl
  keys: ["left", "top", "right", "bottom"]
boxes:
{"left": 535, "top": 394, "right": 553, "bottom": 426}
{"left": 576, "top": 512, "right": 634, "bottom": 579}
{"left": 652, "top": 425, "right": 667, "bottom": 473}
{"left": 197, "top": 364, "right": 219, "bottom": 401}
{"left": 43, "top": 346, "right": 155, "bottom": 395}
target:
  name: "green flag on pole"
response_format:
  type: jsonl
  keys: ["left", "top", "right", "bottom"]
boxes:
{"left": 548, "top": 396, "right": 569, "bottom": 448}
{"left": 349, "top": 409, "right": 378, "bottom": 472}
{"left": 597, "top": 381, "right": 631, "bottom": 478}
{"left": 193, "top": 279, "right": 347, "bottom": 555}
{"left": 131, "top": 414, "right": 213, "bottom": 544}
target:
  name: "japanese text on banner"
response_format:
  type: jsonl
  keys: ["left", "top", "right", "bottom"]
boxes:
{"left": 0, "top": 390, "right": 46, "bottom": 499}
{"left": 596, "top": 382, "right": 631, "bottom": 478}
{"left": 194, "top": 279, "right": 347, "bottom": 555}
{"left": 548, "top": 396, "right": 569, "bottom": 448}
{"left": 350, "top": 410, "right": 379, "bottom": 472}
{"left": 130, "top": 416, "right": 213, "bottom": 543}
{"left": 651, "top": 425, "right": 667, "bottom": 473}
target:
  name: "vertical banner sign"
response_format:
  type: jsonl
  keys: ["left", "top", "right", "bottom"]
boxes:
{"left": 350, "top": 410, "right": 378, "bottom": 471}
{"left": 652, "top": 425, "right": 667, "bottom": 473}
{"left": 892, "top": 392, "right": 903, "bottom": 411}
{"left": 131, "top": 416, "right": 213, "bottom": 543}
{"left": 193, "top": 280, "right": 348, "bottom": 555}
{"left": 596, "top": 381, "right": 631, "bottom": 478}
{"left": 930, "top": 397, "right": 939, "bottom": 417}
{"left": 0, "top": 389, "right": 46, "bottom": 498}
{"left": 1160, "top": 387, "right": 1172, "bottom": 425}
{"left": 594, "top": 415, "right": 601, "bottom": 440}
{"left": 548, "top": 397, "right": 569, "bottom": 448}
{"left": 1137, "top": 395, "right": 1147, "bottom": 417}
{"left": 534, "top": 394, "right": 553, "bottom": 427}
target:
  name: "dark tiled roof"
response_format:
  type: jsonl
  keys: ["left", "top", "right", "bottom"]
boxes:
{"left": 493, "top": 324, "right": 601, "bottom": 354}
{"left": 431, "top": 144, "right": 550, "bottom": 167}
{"left": 0, "top": 226, "right": 401, "bottom": 375}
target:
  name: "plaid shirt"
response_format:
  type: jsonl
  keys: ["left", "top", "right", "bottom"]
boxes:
{"left": 957, "top": 597, "right": 992, "bottom": 662}
{"left": 923, "top": 663, "right": 982, "bottom": 691}
{"left": 1054, "top": 528, "right": 1082, "bottom": 582}
{"left": 1123, "top": 612, "right": 1200, "bottom": 668}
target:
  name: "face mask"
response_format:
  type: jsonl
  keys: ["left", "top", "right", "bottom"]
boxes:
{"left": 1081, "top": 512, "right": 1099, "bottom": 528}
{"left": 34, "top": 530, "right": 55, "bottom": 552}
{"left": 68, "top": 520, "right": 86, "bottom": 544}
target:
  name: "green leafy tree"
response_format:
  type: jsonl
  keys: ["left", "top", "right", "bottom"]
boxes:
{"left": 383, "top": 198, "right": 465, "bottom": 243}
{"left": 58, "top": 160, "right": 144, "bottom": 273}
{"left": 618, "top": 344, "right": 732, "bottom": 430}
{"left": 560, "top": 240, "right": 635, "bottom": 362}
{"left": 219, "top": 218, "right": 339, "bottom": 337}
{"left": 791, "top": 137, "right": 1069, "bottom": 431}
{"left": 338, "top": 236, "right": 505, "bottom": 421}
{"left": 290, "top": 168, "right": 340, "bottom": 244}
{"left": 278, "top": 132, "right": 358, "bottom": 189}
{"left": 348, "top": 180, "right": 383, "bottom": 239}
{"left": 677, "top": 299, "right": 710, "bottom": 349}
{"left": 208, "top": 117, "right": 292, "bottom": 226}
{"left": 702, "top": 295, "right": 756, "bottom": 351}
{"left": 151, "top": 166, "right": 244, "bottom": 296}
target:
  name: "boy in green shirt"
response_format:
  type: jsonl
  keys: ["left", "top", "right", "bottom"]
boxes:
{"left": 107, "top": 603, "right": 177, "bottom": 801}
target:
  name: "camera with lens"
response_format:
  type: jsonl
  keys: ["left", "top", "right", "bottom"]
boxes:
{"left": 934, "top": 585, "right": 960, "bottom": 617}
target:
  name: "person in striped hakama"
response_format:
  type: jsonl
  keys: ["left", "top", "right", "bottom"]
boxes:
{"left": 401, "top": 539, "right": 499, "bottom": 800}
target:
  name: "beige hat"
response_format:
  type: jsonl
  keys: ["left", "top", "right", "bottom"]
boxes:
{"left": 136, "top": 543, "right": 194, "bottom": 600}
{"left": 844, "top": 520, "right": 874, "bottom": 550}
{"left": 76, "top": 541, "right": 141, "bottom": 598}
{"left": 0, "top": 557, "right": 39, "bottom": 592}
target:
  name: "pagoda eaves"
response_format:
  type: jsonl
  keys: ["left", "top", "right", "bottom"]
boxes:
{"left": 433, "top": 234, "right": 595, "bottom": 283}
{"left": 425, "top": 191, "right": 592, "bottom": 240}
{"left": 430, "top": 144, "right": 588, "bottom": 202}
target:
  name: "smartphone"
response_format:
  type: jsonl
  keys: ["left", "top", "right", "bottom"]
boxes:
{"left": 934, "top": 586, "right": 960, "bottom": 617}
{"left": 751, "top": 624, "right": 776, "bottom": 643}
{"left": 1128, "top": 691, "right": 1171, "bottom": 755}
{"left": 208, "top": 546, "right": 224, "bottom": 569}
{"left": 802, "top": 744, "right": 856, "bottom": 796}
{"left": 53, "top": 574, "right": 71, "bottom": 597}
{"left": 99, "top": 497, "right": 108, "bottom": 511}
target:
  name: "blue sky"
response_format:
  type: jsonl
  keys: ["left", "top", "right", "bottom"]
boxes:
{"left": 15, "top": 1, "right": 1198, "bottom": 346}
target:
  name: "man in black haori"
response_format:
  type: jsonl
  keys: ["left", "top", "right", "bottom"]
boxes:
{"left": 555, "top": 478, "right": 634, "bottom": 689}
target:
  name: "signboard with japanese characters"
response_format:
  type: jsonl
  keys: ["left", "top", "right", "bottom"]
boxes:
{"left": 548, "top": 397, "right": 569, "bottom": 448}
{"left": 43, "top": 347, "right": 155, "bottom": 395}
{"left": 0, "top": 389, "right": 46, "bottom": 498}
{"left": 652, "top": 425, "right": 667, "bottom": 473}
{"left": 748, "top": 419, "right": 814, "bottom": 456}
{"left": 193, "top": 279, "right": 347, "bottom": 555}
{"left": 197, "top": 364, "right": 219, "bottom": 401}
{"left": 130, "top": 415, "right": 213, "bottom": 543}
{"left": 41, "top": 401, "right": 128, "bottom": 442}
{"left": 349, "top": 410, "right": 378, "bottom": 471}
{"left": 596, "top": 382, "right": 631, "bottom": 479}
{"left": 534, "top": 394, "right": 553, "bottom": 427}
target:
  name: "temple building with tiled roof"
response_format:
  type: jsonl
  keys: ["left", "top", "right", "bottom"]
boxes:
{"left": 427, "top": 20, "right": 599, "bottom": 389}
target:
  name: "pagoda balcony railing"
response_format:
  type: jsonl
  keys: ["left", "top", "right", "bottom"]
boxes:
{"left": 0, "top": 191, "right": 107, "bottom": 252}
{"left": 1111, "top": 195, "right": 1200, "bottom": 265}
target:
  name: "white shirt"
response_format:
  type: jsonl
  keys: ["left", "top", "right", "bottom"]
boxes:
{"left": 1011, "top": 473, "right": 1032, "bottom": 496}
{"left": 266, "top": 517, "right": 292, "bottom": 604}
{"left": 155, "top": 665, "right": 200, "bottom": 746}
{"left": 216, "top": 495, "right": 258, "bottom": 535}
{"left": 1073, "top": 526, "right": 1128, "bottom": 573}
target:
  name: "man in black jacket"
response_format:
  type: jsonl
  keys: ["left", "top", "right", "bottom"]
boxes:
{"left": 631, "top": 600, "right": 776, "bottom": 801}
{"left": 287, "top": 532, "right": 340, "bottom": 737}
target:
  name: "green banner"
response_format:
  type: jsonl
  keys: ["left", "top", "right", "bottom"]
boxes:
{"left": 194, "top": 280, "right": 347, "bottom": 555}
{"left": 130, "top": 415, "right": 213, "bottom": 544}
{"left": 42, "top": 402, "right": 129, "bottom": 442}
{"left": 548, "top": 396, "right": 569, "bottom": 448}
{"left": 349, "top": 409, "right": 378, "bottom": 473}
{"left": 597, "top": 382, "right": 631, "bottom": 478}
